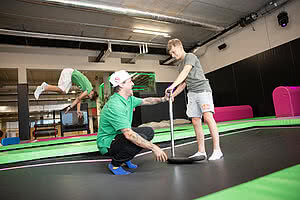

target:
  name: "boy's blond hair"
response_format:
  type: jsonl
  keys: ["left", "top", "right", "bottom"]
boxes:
{"left": 167, "top": 38, "right": 183, "bottom": 53}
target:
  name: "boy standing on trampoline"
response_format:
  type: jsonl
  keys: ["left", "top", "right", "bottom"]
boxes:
{"left": 165, "top": 39, "right": 223, "bottom": 160}
{"left": 34, "top": 68, "right": 98, "bottom": 118}
{"left": 97, "top": 70, "right": 168, "bottom": 175}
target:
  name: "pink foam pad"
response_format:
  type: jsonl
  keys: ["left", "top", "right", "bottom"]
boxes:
{"left": 20, "top": 133, "right": 97, "bottom": 144}
{"left": 273, "top": 86, "right": 300, "bottom": 117}
{"left": 213, "top": 105, "right": 253, "bottom": 122}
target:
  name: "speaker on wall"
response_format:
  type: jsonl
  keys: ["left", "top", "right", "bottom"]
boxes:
{"left": 218, "top": 43, "right": 227, "bottom": 50}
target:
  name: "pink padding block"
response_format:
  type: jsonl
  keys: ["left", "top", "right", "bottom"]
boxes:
{"left": 272, "top": 86, "right": 300, "bottom": 117}
{"left": 213, "top": 105, "right": 253, "bottom": 122}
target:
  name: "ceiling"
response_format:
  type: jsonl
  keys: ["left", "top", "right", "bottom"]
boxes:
{"left": 0, "top": 0, "right": 288, "bottom": 51}
{"left": 0, "top": 0, "right": 291, "bottom": 119}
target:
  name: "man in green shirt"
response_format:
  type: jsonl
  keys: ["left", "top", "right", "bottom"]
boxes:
{"left": 97, "top": 70, "right": 168, "bottom": 175}
{"left": 34, "top": 68, "right": 98, "bottom": 118}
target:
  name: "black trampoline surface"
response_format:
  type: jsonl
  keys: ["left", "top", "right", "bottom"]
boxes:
{"left": 1, "top": 127, "right": 300, "bottom": 200}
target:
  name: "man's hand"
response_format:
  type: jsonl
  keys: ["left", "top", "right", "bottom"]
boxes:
{"left": 77, "top": 111, "right": 83, "bottom": 119}
{"left": 165, "top": 86, "right": 175, "bottom": 103}
{"left": 165, "top": 86, "right": 174, "bottom": 96}
{"left": 152, "top": 144, "right": 168, "bottom": 162}
{"left": 163, "top": 93, "right": 174, "bottom": 102}
{"left": 65, "top": 105, "right": 71, "bottom": 114}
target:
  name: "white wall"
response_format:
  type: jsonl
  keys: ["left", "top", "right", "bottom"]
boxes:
{"left": 198, "top": 0, "right": 300, "bottom": 73}
{"left": 0, "top": 45, "right": 179, "bottom": 82}
{"left": 0, "top": 1, "right": 299, "bottom": 81}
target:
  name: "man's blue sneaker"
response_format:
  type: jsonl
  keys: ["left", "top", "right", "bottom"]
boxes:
{"left": 108, "top": 163, "right": 131, "bottom": 175}
{"left": 125, "top": 160, "right": 138, "bottom": 169}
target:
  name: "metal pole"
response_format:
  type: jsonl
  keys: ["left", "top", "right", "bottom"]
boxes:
{"left": 169, "top": 93, "right": 175, "bottom": 157}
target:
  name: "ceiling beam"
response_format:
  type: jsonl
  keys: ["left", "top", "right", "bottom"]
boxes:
{"left": 0, "top": 28, "right": 165, "bottom": 48}
{"left": 96, "top": 42, "right": 112, "bottom": 62}
{"left": 160, "top": 57, "right": 175, "bottom": 65}
{"left": 129, "top": 43, "right": 148, "bottom": 63}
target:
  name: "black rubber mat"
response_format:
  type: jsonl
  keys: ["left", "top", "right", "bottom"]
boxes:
{"left": 1, "top": 127, "right": 300, "bottom": 200}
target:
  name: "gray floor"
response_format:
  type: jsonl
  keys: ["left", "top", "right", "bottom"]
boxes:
{"left": 1, "top": 127, "right": 300, "bottom": 200}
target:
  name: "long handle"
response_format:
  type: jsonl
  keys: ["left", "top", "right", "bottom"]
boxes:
{"left": 169, "top": 92, "right": 175, "bottom": 157}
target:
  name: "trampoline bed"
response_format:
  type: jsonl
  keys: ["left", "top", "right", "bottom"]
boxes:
{"left": 1, "top": 126, "right": 300, "bottom": 200}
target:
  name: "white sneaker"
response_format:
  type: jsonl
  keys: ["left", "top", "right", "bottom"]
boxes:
{"left": 189, "top": 151, "right": 207, "bottom": 159}
{"left": 41, "top": 82, "right": 48, "bottom": 89}
{"left": 208, "top": 150, "right": 223, "bottom": 160}
{"left": 34, "top": 82, "right": 48, "bottom": 100}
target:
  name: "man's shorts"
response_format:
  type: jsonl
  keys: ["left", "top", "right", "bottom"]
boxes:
{"left": 58, "top": 68, "right": 74, "bottom": 93}
{"left": 186, "top": 91, "right": 215, "bottom": 118}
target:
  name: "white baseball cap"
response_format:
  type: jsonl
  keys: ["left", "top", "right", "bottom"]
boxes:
{"left": 109, "top": 70, "right": 136, "bottom": 87}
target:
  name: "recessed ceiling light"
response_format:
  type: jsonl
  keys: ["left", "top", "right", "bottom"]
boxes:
{"left": 133, "top": 29, "right": 170, "bottom": 37}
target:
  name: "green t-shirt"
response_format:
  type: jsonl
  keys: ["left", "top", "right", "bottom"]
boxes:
{"left": 71, "top": 69, "right": 93, "bottom": 94}
{"left": 97, "top": 93, "right": 143, "bottom": 154}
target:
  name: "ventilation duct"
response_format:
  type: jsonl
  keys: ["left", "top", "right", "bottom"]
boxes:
{"left": 26, "top": 0, "right": 224, "bottom": 31}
